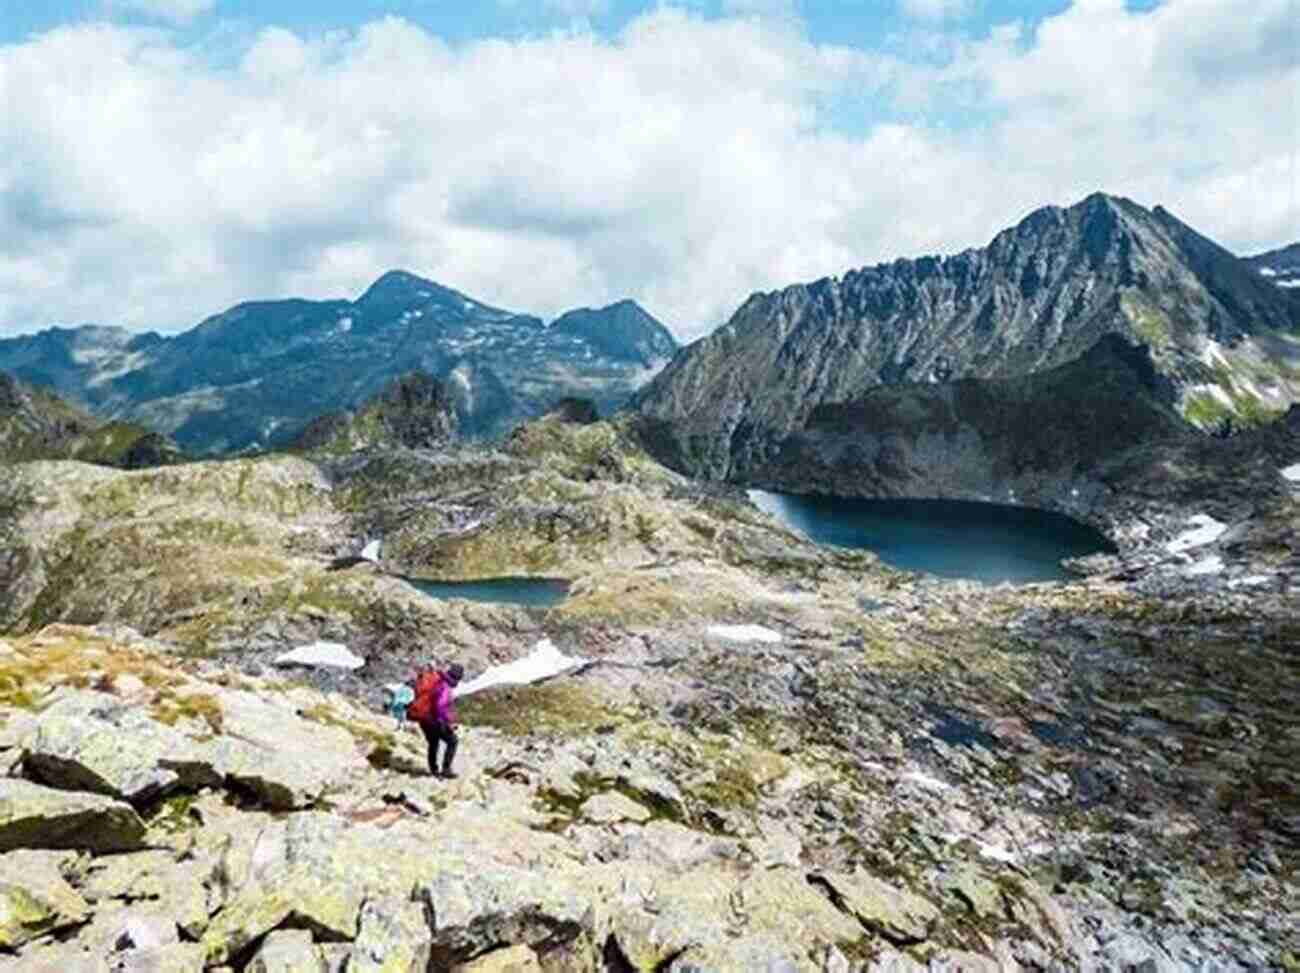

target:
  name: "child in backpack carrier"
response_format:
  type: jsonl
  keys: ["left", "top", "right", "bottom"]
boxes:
{"left": 406, "top": 662, "right": 464, "bottom": 779}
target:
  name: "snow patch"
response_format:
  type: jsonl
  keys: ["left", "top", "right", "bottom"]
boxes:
{"left": 1185, "top": 555, "right": 1224, "bottom": 576}
{"left": 1281, "top": 463, "right": 1300, "bottom": 483}
{"left": 1279, "top": 280, "right": 1300, "bottom": 289}
{"left": 454, "top": 638, "right": 589, "bottom": 698}
{"left": 337, "top": 316, "right": 353, "bottom": 333}
{"left": 360, "top": 538, "right": 381, "bottom": 562}
{"left": 1228, "top": 574, "right": 1272, "bottom": 589}
{"left": 1259, "top": 266, "right": 1278, "bottom": 277}
{"left": 707, "top": 624, "right": 781, "bottom": 643}
{"left": 275, "top": 641, "right": 365, "bottom": 670}
{"left": 1166, "top": 514, "right": 1227, "bottom": 554}
{"left": 902, "top": 770, "right": 950, "bottom": 792}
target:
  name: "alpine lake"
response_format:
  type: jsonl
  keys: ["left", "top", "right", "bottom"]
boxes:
{"left": 748, "top": 489, "right": 1114, "bottom": 584}
{"left": 404, "top": 576, "right": 570, "bottom": 608}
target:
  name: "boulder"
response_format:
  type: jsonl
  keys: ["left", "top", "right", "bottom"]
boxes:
{"left": 580, "top": 791, "right": 652, "bottom": 825}
{"left": 110, "top": 943, "right": 207, "bottom": 973}
{"left": 809, "top": 872, "right": 940, "bottom": 946}
{"left": 81, "top": 849, "right": 209, "bottom": 937}
{"left": 0, "top": 778, "right": 145, "bottom": 853}
{"left": 204, "top": 690, "right": 361, "bottom": 810}
{"left": 453, "top": 945, "right": 544, "bottom": 972}
{"left": 941, "top": 866, "right": 1006, "bottom": 920}
{"left": 24, "top": 692, "right": 219, "bottom": 804}
{"left": 0, "top": 850, "right": 89, "bottom": 948}
{"left": 245, "top": 929, "right": 327, "bottom": 973}
{"left": 603, "top": 865, "right": 861, "bottom": 970}
{"left": 347, "top": 896, "right": 433, "bottom": 972}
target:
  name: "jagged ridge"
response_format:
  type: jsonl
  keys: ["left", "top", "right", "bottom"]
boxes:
{"left": 635, "top": 193, "right": 1300, "bottom": 481}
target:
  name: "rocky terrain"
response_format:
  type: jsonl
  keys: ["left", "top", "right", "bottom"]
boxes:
{"left": 0, "top": 273, "right": 677, "bottom": 455}
{"left": 635, "top": 193, "right": 1300, "bottom": 481}
{"left": 0, "top": 393, "right": 1296, "bottom": 970}
{"left": 0, "top": 372, "right": 183, "bottom": 469}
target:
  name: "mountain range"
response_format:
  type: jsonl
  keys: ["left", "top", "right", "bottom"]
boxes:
{"left": 0, "top": 273, "right": 677, "bottom": 455}
{"left": 635, "top": 193, "right": 1300, "bottom": 482}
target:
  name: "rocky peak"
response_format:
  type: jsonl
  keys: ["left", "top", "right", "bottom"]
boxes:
{"left": 548, "top": 299, "right": 678, "bottom": 365}
{"left": 636, "top": 193, "right": 1300, "bottom": 481}
{"left": 356, "top": 269, "right": 448, "bottom": 308}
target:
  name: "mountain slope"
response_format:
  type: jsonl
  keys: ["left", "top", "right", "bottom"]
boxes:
{"left": 0, "top": 272, "right": 678, "bottom": 455}
{"left": 635, "top": 193, "right": 1300, "bottom": 480}
{"left": 0, "top": 371, "right": 182, "bottom": 467}
{"left": 1246, "top": 241, "right": 1300, "bottom": 290}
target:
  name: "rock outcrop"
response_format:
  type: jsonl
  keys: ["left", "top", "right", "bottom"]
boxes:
{"left": 291, "top": 370, "right": 460, "bottom": 454}
{"left": 635, "top": 193, "right": 1300, "bottom": 480}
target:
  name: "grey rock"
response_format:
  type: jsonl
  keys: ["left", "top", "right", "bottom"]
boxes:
{"left": 0, "top": 778, "right": 145, "bottom": 853}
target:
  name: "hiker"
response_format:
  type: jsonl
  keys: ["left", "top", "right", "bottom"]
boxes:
{"left": 407, "top": 661, "right": 464, "bottom": 779}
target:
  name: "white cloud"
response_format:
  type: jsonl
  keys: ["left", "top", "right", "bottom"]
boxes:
{"left": 900, "top": 0, "right": 974, "bottom": 20}
{"left": 0, "top": 2, "right": 1295, "bottom": 342}
{"left": 108, "top": 0, "right": 216, "bottom": 24}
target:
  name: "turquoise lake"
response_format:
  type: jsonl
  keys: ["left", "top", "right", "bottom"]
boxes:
{"left": 405, "top": 577, "right": 569, "bottom": 608}
{"left": 749, "top": 490, "right": 1114, "bottom": 584}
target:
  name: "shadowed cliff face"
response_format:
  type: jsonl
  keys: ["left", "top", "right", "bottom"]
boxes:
{"left": 635, "top": 193, "right": 1300, "bottom": 481}
{"left": 753, "top": 335, "right": 1191, "bottom": 508}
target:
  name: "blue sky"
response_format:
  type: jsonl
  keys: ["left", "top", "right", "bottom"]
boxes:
{"left": 0, "top": 0, "right": 1293, "bottom": 337}
{"left": 5, "top": 2, "right": 1085, "bottom": 49}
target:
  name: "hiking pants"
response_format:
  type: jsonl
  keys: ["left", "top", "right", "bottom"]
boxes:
{"left": 419, "top": 719, "right": 457, "bottom": 775}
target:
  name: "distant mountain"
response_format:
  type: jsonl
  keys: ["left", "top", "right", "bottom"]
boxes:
{"left": 0, "top": 371, "right": 183, "bottom": 467}
{"left": 0, "top": 273, "right": 677, "bottom": 455}
{"left": 291, "top": 370, "right": 459, "bottom": 454}
{"left": 635, "top": 193, "right": 1300, "bottom": 481}
{"left": 549, "top": 300, "right": 678, "bottom": 365}
{"left": 1246, "top": 242, "right": 1300, "bottom": 290}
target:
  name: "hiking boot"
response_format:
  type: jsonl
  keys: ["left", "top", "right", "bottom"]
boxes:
{"left": 440, "top": 769, "right": 459, "bottom": 780}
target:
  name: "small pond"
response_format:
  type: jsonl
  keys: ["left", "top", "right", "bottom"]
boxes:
{"left": 405, "top": 577, "right": 569, "bottom": 608}
{"left": 749, "top": 490, "right": 1114, "bottom": 584}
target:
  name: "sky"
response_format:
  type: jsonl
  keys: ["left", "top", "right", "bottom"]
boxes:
{"left": 0, "top": 0, "right": 1295, "bottom": 340}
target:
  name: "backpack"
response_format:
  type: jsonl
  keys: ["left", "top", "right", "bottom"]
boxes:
{"left": 406, "top": 670, "right": 443, "bottom": 723}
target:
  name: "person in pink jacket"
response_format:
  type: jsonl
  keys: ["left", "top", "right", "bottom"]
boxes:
{"left": 407, "top": 662, "right": 464, "bottom": 778}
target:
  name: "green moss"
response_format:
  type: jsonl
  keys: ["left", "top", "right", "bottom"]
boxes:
{"left": 146, "top": 792, "right": 200, "bottom": 833}
{"left": 298, "top": 702, "right": 394, "bottom": 750}
{"left": 457, "top": 682, "right": 619, "bottom": 737}
{"left": 151, "top": 690, "right": 224, "bottom": 735}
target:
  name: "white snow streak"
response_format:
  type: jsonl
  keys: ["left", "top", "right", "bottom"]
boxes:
{"left": 1281, "top": 463, "right": 1300, "bottom": 483}
{"left": 1185, "top": 554, "right": 1224, "bottom": 576}
{"left": 707, "top": 624, "right": 782, "bottom": 643}
{"left": 274, "top": 641, "right": 365, "bottom": 670}
{"left": 454, "top": 638, "right": 589, "bottom": 699}
{"left": 1166, "top": 514, "right": 1227, "bottom": 554}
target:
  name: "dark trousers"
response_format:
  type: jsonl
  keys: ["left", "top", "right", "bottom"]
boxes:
{"left": 419, "top": 719, "right": 457, "bottom": 775}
